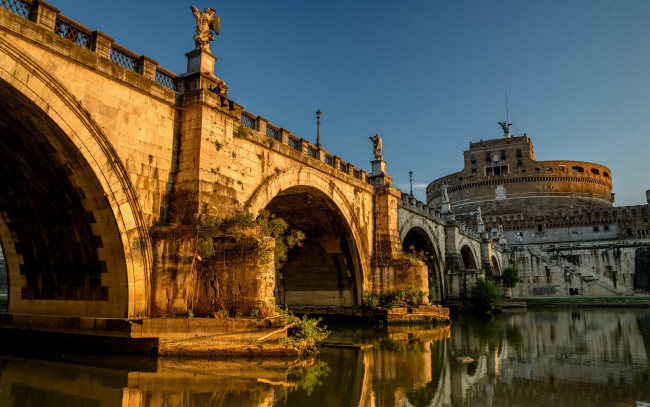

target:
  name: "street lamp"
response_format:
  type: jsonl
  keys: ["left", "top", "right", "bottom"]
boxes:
{"left": 316, "top": 109, "right": 321, "bottom": 147}
{"left": 409, "top": 170, "right": 414, "bottom": 197}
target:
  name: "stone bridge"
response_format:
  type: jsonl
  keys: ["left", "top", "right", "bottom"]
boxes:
{"left": 0, "top": 2, "right": 500, "bottom": 331}
{"left": 398, "top": 194, "right": 507, "bottom": 301}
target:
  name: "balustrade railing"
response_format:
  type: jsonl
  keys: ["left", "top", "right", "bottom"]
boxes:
{"left": 324, "top": 155, "right": 334, "bottom": 167}
{"left": 353, "top": 169, "right": 361, "bottom": 180}
{"left": 55, "top": 15, "right": 92, "bottom": 49}
{"left": 266, "top": 125, "right": 280, "bottom": 141}
{"left": 339, "top": 162, "right": 348, "bottom": 173}
{"left": 155, "top": 68, "right": 177, "bottom": 91}
{"left": 307, "top": 146, "right": 318, "bottom": 158}
{"left": 240, "top": 112, "right": 257, "bottom": 130}
{"left": 110, "top": 44, "right": 139, "bottom": 72}
{"left": 288, "top": 136, "right": 301, "bottom": 151}
{"left": 0, "top": 0, "right": 31, "bottom": 18}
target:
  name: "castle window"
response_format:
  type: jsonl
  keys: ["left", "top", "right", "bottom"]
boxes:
{"left": 500, "top": 151, "right": 506, "bottom": 160}
{"left": 471, "top": 155, "right": 476, "bottom": 163}
{"left": 591, "top": 168, "right": 600, "bottom": 175}
{"left": 537, "top": 224, "right": 543, "bottom": 232}
{"left": 486, "top": 153, "right": 491, "bottom": 162}
{"left": 471, "top": 164, "right": 477, "bottom": 172}
{"left": 517, "top": 159, "right": 523, "bottom": 166}
{"left": 559, "top": 165, "right": 566, "bottom": 172}
{"left": 593, "top": 226, "right": 599, "bottom": 232}
{"left": 604, "top": 225, "right": 610, "bottom": 231}
{"left": 603, "top": 172, "right": 610, "bottom": 178}
{"left": 572, "top": 166, "right": 584, "bottom": 173}
{"left": 516, "top": 149, "right": 522, "bottom": 157}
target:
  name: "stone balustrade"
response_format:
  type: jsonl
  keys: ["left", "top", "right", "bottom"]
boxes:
{"left": 240, "top": 109, "right": 371, "bottom": 184}
{"left": 1, "top": 0, "right": 179, "bottom": 91}
{"left": 398, "top": 193, "right": 442, "bottom": 223}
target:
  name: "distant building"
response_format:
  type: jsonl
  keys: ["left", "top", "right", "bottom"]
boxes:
{"left": 426, "top": 131, "right": 649, "bottom": 244}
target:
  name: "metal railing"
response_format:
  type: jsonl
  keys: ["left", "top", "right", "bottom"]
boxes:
{"left": 288, "top": 136, "right": 301, "bottom": 151}
{"left": 110, "top": 44, "right": 139, "bottom": 72}
{"left": 307, "top": 146, "right": 318, "bottom": 158}
{"left": 240, "top": 112, "right": 256, "bottom": 130}
{"left": 155, "top": 68, "right": 177, "bottom": 91}
{"left": 266, "top": 125, "right": 280, "bottom": 141}
{"left": 324, "top": 155, "right": 334, "bottom": 167}
{"left": 339, "top": 162, "right": 348, "bottom": 173}
{"left": 0, "top": 0, "right": 32, "bottom": 18}
{"left": 55, "top": 16, "right": 92, "bottom": 49}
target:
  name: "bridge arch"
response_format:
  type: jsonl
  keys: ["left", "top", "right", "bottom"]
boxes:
{"left": 246, "top": 166, "right": 369, "bottom": 306}
{"left": 0, "top": 36, "right": 150, "bottom": 317}
{"left": 398, "top": 217, "right": 445, "bottom": 302}
{"left": 460, "top": 245, "right": 478, "bottom": 269}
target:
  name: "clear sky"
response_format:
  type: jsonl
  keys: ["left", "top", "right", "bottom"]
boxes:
{"left": 50, "top": 0, "right": 650, "bottom": 206}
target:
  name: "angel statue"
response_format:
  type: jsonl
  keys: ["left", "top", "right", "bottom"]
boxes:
{"left": 441, "top": 182, "right": 449, "bottom": 202}
{"left": 498, "top": 120, "right": 512, "bottom": 136}
{"left": 190, "top": 6, "right": 220, "bottom": 52}
{"left": 369, "top": 133, "right": 383, "bottom": 160}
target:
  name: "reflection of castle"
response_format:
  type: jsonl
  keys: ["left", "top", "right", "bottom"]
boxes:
{"left": 426, "top": 132, "right": 650, "bottom": 243}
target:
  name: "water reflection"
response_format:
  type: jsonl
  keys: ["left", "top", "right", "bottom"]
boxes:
{"left": 0, "top": 309, "right": 649, "bottom": 406}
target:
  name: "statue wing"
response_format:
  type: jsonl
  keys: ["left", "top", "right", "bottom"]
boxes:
{"left": 190, "top": 5, "right": 201, "bottom": 22}
{"left": 209, "top": 15, "right": 220, "bottom": 35}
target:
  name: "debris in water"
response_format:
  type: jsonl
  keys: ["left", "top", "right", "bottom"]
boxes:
{"left": 456, "top": 356, "right": 474, "bottom": 363}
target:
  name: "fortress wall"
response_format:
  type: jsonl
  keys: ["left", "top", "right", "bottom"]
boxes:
{"left": 507, "top": 243, "right": 649, "bottom": 297}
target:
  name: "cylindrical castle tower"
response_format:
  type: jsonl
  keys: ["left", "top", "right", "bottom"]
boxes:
{"left": 426, "top": 135, "right": 613, "bottom": 218}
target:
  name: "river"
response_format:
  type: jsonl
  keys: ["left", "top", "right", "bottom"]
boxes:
{"left": 1, "top": 308, "right": 649, "bottom": 406}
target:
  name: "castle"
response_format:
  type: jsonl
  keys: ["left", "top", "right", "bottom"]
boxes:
{"left": 426, "top": 128, "right": 649, "bottom": 245}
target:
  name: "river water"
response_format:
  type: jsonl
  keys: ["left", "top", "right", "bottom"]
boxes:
{"left": 1, "top": 308, "right": 649, "bottom": 406}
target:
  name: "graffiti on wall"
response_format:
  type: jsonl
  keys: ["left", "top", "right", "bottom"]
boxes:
{"left": 529, "top": 285, "right": 560, "bottom": 295}
{"left": 569, "top": 288, "right": 583, "bottom": 296}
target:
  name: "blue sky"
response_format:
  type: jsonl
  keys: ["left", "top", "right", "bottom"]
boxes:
{"left": 51, "top": 0, "right": 650, "bottom": 206}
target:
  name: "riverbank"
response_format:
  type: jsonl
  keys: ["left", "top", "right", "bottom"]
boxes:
{"left": 521, "top": 296, "right": 650, "bottom": 308}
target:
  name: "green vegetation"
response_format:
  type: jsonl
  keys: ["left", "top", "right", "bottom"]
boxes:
{"left": 362, "top": 285, "right": 426, "bottom": 310}
{"left": 470, "top": 277, "right": 501, "bottom": 311}
{"left": 197, "top": 210, "right": 305, "bottom": 271}
{"left": 502, "top": 267, "right": 520, "bottom": 288}
{"left": 276, "top": 306, "right": 330, "bottom": 354}
{"left": 236, "top": 124, "right": 250, "bottom": 138}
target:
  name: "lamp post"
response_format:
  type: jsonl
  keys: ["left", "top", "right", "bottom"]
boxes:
{"left": 409, "top": 170, "right": 414, "bottom": 197}
{"left": 316, "top": 109, "right": 321, "bottom": 147}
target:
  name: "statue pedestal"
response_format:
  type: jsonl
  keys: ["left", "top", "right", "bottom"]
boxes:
{"left": 178, "top": 49, "right": 226, "bottom": 95}
{"left": 185, "top": 49, "right": 218, "bottom": 75}
{"left": 370, "top": 159, "right": 391, "bottom": 187}
{"left": 370, "top": 159, "right": 386, "bottom": 176}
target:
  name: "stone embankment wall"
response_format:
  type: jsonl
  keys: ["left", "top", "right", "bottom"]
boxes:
{"left": 507, "top": 242, "right": 650, "bottom": 297}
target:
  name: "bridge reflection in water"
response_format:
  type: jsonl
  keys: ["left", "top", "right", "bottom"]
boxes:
{"left": 0, "top": 309, "right": 649, "bottom": 406}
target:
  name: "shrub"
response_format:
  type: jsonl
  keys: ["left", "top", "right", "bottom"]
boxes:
{"left": 470, "top": 277, "right": 501, "bottom": 310}
{"left": 197, "top": 210, "right": 305, "bottom": 271}
{"left": 362, "top": 291, "right": 380, "bottom": 308}
{"left": 276, "top": 306, "right": 330, "bottom": 354}
{"left": 503, "top": 267, "right": 520, "bottom": 288}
